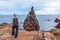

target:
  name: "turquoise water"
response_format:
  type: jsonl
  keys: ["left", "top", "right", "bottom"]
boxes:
{"left": 0, "top": 15, "right": 60, "bottom": 31}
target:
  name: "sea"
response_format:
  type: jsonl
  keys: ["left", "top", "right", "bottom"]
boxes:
{"left": 0, "top": 15, "right": 60, "bottom": 31}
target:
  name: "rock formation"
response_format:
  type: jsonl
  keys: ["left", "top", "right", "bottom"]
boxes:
{"left": 0, "top": 23, "right": 11, "bottom": 32}
{"left": 23, "top": 6, "right": 40, "bottom": 31}
{"left": 0, "top": 23, "right": 57, "bottom": 40}
{"left": 0, "top": 29, "right": 56, "bottom": 40}
{"left": 55, "top": 18, "right": 60, "bottom": 22}
{"left": 55, "top": 18, "right": 60, "bottom": 28}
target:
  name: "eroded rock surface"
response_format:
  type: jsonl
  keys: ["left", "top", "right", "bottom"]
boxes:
{"left": 49, "top": 29, "right": 60, "bottom": 40}
{"left": 0, "top": 30, "right": 56, "bottom": 40}
{"left": 0, "top": 23, "right": 57, "bottom": 40}
{"left": 23, "top": 6, "right": 39, "bottom": 31}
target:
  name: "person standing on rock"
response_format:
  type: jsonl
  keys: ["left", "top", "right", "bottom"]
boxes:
{"left": 11, "top": 14, "right": 20, "bottom": 38}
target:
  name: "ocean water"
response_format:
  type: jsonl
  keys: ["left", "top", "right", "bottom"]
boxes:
{"left": 0, "top": 15, "right": 60, "bottom": 31}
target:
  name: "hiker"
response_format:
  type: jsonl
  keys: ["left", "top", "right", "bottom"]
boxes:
{"left": 11, "top": 14, "right": 20, "bottom": 38}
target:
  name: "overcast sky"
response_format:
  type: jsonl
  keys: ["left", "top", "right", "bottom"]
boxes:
{"left": 0, "top": 0, "right": 60, "bottom": 15}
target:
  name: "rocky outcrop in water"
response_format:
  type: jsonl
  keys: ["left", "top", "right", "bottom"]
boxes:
{"left": 23, "top": 6, "right": 40, "bottom": 31}
{"left": 54, "top": 18, "right": 60, "bottom": 28}
{"left": 55, "top": 18, "right": 60, "bottom": 22}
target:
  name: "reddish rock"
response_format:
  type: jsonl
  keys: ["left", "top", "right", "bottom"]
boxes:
{"left": 55, "top": 18, "right": 60, "bottom": 28}
{"left": 23, "top": 6, "right": 40, "bottom": 31}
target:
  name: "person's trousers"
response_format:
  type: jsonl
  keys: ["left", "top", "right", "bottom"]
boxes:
{"left": 12, "top": 26, "right": 18, "bottom": 38}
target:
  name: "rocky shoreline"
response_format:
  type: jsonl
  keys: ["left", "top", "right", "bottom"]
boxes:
{"left": 0, "top": 23, "right": 60, "bottom": 40}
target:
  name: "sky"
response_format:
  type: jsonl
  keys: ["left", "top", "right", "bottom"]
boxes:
{"left": 0, "top": 0, "right": 60, "bottom": 15}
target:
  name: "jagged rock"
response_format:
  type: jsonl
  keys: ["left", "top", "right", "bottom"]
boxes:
{"left": 55, "top": 18, "right": 60, "bottom": 28}
{"left": 23, "top": 6, "right": 40, "bottom": 31}
{"left": 55, "top": 18, "right": 60, "bottom": 22}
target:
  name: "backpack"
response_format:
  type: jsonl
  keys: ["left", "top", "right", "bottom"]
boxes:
{"left": 13, "top": 18, "right": 19, "bottom": 26}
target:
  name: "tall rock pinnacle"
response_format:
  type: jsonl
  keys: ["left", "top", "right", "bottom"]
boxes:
{"left": 23, "top": 6, "right": 40, "bottom": 31}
